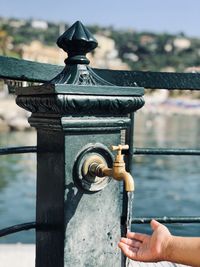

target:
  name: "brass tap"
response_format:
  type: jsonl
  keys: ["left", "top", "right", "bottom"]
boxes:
{"left": 88, "top": 145, "right": 134, "bottom": 192}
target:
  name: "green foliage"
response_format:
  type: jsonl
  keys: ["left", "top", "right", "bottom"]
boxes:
{"left": 1, "top": 17, "right": 200, "bottom": 73}
{"left": 109, "top": 29, "right": 200, "bottom": 72}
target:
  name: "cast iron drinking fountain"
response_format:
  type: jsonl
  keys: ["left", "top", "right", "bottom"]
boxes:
{"left": 16, "top": 21, "right": 145, "bottom": 267}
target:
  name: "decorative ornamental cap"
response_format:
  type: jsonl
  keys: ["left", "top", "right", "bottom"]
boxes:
{"left": 57, "top": 21, "right": 98, "bottom": 65}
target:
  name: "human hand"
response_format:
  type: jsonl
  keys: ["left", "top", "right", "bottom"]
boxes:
{"left": 118, "top": 219, "right": 172, "bottom": 262}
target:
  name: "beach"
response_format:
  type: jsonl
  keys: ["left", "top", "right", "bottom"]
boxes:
{"left": 0, "top": 97, "right": 30, "bottom": 132}
{"left": 0, "top": 244, "right": 35, "bottom": 267}
{"left": 0, "top": 96, "right": 200, "bottom": 133}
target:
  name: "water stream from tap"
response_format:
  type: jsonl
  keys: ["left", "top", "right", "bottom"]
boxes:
{"left": 126, "top": 191, "right": 134, "bottom": 233}
{"left": 125, "top": 192, "right": 134, "bottom": 267}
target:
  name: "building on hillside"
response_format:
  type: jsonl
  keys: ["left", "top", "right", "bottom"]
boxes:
{"left": 21, "top": 41, "right": 65, "bottom": 65}
{"left": 185, "top": 66, "right": 200, "bottom": 73}
{"left": 140, "top": 35, "right": 155, "bottom": 45}
{"left": 31, "top": 20, "right": 48, "bottom": 30}
{"left": 173, "top": 38, "right": 191, "bottom": 51}
{"left": 21, "top": 35, "right": 129, "bottom": 70}
{"left": 89, "top": 34, "right": 129, "bottom": 70}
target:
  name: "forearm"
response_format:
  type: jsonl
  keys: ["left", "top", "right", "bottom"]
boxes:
{"left": 165, "top": 236, "right": 200, "bottom": 266}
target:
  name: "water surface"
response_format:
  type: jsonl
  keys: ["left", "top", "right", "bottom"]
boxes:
{"left": 132, "top": 112, "right": 200, "bottom": 237}
{"left": 0, "top": 131, "right": 36, "bottom": 243}
{"left": 0, "top": 112, "right": 199, "bottom": 243}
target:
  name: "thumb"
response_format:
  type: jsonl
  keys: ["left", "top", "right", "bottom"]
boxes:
{"left": 150, "top": 219, "right": 161, "bottom": 231}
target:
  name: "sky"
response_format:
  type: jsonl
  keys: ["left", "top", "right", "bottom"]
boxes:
{"left": 1, "top": 0, "right": 200, "bottom": 37}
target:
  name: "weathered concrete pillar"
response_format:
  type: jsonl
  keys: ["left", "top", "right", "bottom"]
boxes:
{"left": 16, "top": 21, "right": 144, "bottom": 267}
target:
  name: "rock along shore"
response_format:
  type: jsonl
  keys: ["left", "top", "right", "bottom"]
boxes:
{"left": 0, "top": 97, "right": 31, "bottom": 132}
{"left": 0, "top": 95, "right": 200, "bottom": 133}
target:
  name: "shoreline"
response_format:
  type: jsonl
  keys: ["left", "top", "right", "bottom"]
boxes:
{"left": 141, "top": 97, "right": 200, "bottom": 116}
{"left": 0, "top": 97, "right": 200, "bottom": 132}
{"left": 0, "top": 97, "right": 31, "bottom": 132}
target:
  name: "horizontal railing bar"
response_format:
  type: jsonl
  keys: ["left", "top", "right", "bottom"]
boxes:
{"left": 132, "top": 217, "right": 200, "bottom": 224}
{"left": 1, "top": 56, "right": 200, "bottom": 90}
{"left": 0, "top": 222, "right": 36, "bottom": 237}
{"left": 132, "top": 148, "right": 200, "bottom": 156}
{"left": 95, "top": 69, "right": 200, "bottom": 90}
{"left": 1, "top": 217, "right": 198, "bottom": 237}
{"left": 0, "top": 146, "right": 37, "bottom": 155}
{"left": 1, "top": 147, "right": 199, "bottom": 156}
{"left": 0, "top": 56, "right": 62, "bottom": 83}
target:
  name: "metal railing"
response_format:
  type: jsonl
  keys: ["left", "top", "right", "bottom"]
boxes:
{"left": 0, "top": 57, "right": 200, "bottom": 241}
{"left": 0, "top": 146, "right": 36, "bottom": 238}
{"left": 0, "top": 123, "right": 200, "bottom": 238}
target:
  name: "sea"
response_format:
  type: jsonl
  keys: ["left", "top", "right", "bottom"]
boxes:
{"left": 0, "top": 111, "right": 199, "bottom": 243}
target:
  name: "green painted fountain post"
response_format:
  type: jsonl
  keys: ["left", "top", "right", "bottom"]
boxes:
{"left": 16, "top": 21, "right": 144, "bottom": 267}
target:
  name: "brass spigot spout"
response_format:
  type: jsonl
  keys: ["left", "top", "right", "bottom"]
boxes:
{"left": 99, "top": 167, "right": 135, "bottom": 192}
{"left": 88, "top": 145, "right": 135, "bottom": 192}
{"left": 119, "top": 171, "right": 134, "bottom": 192}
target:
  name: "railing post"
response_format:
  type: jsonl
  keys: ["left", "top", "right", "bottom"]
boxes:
{"left": 16, "top": 21, "right": 144, "bottom": 267}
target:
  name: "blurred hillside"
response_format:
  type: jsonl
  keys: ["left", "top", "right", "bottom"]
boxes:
{"left": 0, "top": 17, "right": 200, "bottom": 132}
{"left": 1, "top": 17, "right": 200, "bottom": 73}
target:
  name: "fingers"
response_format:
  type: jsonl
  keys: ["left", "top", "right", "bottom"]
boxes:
{"left": 127, "top": 231, "right": 149, "bottom": 242}
{"left": 118, "top": 241, "right": 139, "bottom": 260}
{"left": 120, "top": 237, "right": 142, "bottom": 248}
{"left": 150, "top": 219, "right": 161, "bottom": 231}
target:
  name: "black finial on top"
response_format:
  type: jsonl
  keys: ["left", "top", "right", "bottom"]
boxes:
{"left": 57, "top": 21, "right": 98, "bottom": 65}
